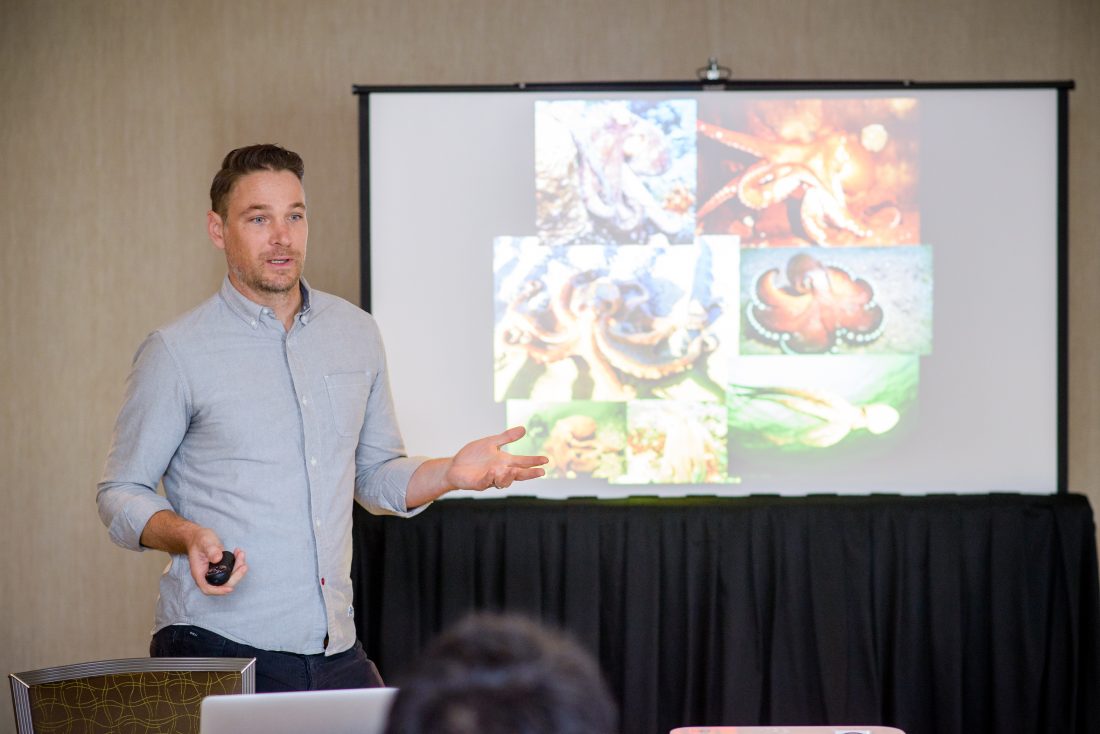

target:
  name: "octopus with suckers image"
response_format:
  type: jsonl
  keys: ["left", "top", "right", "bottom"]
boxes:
{"left": 746, "top": 252, "right": 884, "bottom": 354}
{"left": 498, "top": 268, "right": 721, "bottom": 400}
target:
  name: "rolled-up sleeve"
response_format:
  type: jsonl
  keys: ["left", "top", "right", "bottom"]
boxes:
{"left": 352, "top": 320, "right": 428, "bottom": 517}
{"left": 96, "top": 332, "right": 189, "bottom": 550}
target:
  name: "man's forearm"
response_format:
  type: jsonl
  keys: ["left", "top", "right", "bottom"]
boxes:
{"left": 139, "top": 509, "right": 204, "bottom": 554}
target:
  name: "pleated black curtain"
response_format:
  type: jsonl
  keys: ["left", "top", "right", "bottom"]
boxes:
{"left": 352, "top": 493, "right": 1100, "bottom": 734}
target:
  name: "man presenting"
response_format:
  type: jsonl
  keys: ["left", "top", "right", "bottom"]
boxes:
{"left": 97, "top": 144, "right": 547, "bottom": 692}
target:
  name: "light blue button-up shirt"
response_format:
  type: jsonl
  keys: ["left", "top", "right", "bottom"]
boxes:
{"left": 97, "top": 277, "right": 426, "bottom": 655}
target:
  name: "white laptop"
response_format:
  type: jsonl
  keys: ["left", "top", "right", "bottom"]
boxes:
{"left": 200, "top": 687, "right": 398, "bottom": 734}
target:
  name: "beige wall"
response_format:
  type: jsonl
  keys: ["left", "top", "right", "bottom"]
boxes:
{"left": 2, "top": 0, "right": 1097, "bottom": 729}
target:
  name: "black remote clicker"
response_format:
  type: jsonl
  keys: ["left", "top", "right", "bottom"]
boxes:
{"left": 205, "top": 551, "right": 236, "bottom": 586}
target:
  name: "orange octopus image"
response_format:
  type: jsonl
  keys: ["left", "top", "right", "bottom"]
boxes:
{"left": 746, "top": 252, "right": 884, "bottom": 354}
{"left": 696, "top": 98, "right": 920, "bottom": 247}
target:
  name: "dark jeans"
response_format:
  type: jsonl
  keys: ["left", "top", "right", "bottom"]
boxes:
{"left": 150, "top": 625, "right": 384, "bottom": 693}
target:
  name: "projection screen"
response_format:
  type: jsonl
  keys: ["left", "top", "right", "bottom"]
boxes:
{"left": 356, "top": 81, "right": 1068, "bottom": 498}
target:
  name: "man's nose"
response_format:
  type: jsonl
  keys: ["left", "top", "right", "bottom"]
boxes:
{"left": 271, "top": 219, "right": 290, "bottom": 244}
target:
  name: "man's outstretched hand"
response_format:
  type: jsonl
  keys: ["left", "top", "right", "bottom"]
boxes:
{"left": 446, "top": 426, "right": 548, "bottom": 490}
{"left": 406, "top": 426, "right": 548, "bottom": 508}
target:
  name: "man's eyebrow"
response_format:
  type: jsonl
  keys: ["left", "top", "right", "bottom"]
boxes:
{"left": 239, "top": 201, "right": 306, "bottom": 214}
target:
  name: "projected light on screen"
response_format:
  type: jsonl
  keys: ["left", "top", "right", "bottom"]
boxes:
{"left": 363, "top": 84, "right": 1062, "bottom": 497}
{"left": 501, "top": 95, "right": 926, "bottom": 486}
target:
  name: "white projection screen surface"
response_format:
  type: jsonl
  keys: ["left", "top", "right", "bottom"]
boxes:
{"left": 360, "top": 83, "right": 1067, "bottom": 499}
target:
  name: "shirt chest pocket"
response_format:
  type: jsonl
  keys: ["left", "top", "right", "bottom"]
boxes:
{"left": 324, "top": 371, "right": 371, "bottom": 437}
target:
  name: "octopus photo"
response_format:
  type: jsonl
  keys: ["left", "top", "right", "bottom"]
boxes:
{"left": 540, "top": 414, "right": 623, "bottom": 479}
{"left": 729, "top": 385, "right": 899, "bottom": 449}
{"left": 745, "top": 252, "right": 884, "bottom": 354}
{"left": 696, "top": 98, "right": 919, "bottom": 247}
{"left": 535, "top": 100, "right": 695, "bottom": 245}
{"left": 498, "top": 268, "right": 720, "bottom": 401}
{"left": 626, "top": 402, "right": 728, "bottom": 484}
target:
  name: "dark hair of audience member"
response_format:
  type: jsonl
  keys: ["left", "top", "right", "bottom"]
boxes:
{"left": 384, "top": 613, "right": 618, "bottom": 734}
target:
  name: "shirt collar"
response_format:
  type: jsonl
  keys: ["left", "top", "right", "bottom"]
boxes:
{"left": 218, "top": 275, "right": 312, "bottom": 328}
{"left": 300, "top": 278, "right": 312, "bottom": 314}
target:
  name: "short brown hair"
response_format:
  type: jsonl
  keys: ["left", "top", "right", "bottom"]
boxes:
{"left": 209, "top": 144, "right": 305, "bottom": 219}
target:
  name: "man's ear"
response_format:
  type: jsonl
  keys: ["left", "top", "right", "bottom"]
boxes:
{"left": 207, "top": 210, "right": 226, "bottom": 251}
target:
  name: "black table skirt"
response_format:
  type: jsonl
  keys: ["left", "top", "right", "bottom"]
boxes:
{"left": 351, "top": 493, "right": 1100, "bottom": 734}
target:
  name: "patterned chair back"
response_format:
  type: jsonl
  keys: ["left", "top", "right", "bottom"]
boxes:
{"left": 9, "top": 657, "right": 255, "bottom": 734}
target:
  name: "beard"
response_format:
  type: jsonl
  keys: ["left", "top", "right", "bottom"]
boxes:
{"left": 253, "top": 271, "right": 300, "bottom": 294}
{"left": 230, "top": 256, "right": 303, "bottom": 296}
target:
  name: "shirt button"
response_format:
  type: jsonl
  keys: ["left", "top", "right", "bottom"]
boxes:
{"left": 301, "top": 396, "right": 309, "bottom": 406}
{"left": 315, "top": 518, "right": 322, "bottom": 528}
{"left": 310, "top": 457, "right": 318, "bottom": 467}
{"left": 249, "top": 319, "right": 257, "bottom": 328}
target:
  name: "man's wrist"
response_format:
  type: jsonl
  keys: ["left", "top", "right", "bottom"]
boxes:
{"left": 407, "top": 457, "right": 454, "bottom": 509}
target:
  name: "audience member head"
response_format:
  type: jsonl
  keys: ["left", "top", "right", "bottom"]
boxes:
{"left": 209, "top": 143, "right": 305, "bottom": 220}
{"left": 384, "top": 612, "right": 618, "bottom": 734}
